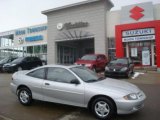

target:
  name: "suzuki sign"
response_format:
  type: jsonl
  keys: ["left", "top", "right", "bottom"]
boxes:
{"left": 120, "top": 2, "right": 154, "bottom": 24}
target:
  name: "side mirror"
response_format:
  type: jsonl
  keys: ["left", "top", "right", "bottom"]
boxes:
{"left": 70, "top": 79, "right": 80, "bottom": 85}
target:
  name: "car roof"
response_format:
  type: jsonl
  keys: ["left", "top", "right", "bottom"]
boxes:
{"left": 84, "top": 54, "right": 106, "bottom": 56}
{"left": 42, "top": 64, "right": 80, "bottom": 69}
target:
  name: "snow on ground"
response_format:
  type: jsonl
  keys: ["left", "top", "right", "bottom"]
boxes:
{"left": 132, "top": 72, "right": 144, "bottom": 79}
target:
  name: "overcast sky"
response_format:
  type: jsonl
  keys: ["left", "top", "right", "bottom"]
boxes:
{"left": 0, "top": 0, "right": 160, "bottom": 32}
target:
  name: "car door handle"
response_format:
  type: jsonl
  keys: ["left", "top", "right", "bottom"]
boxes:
{"left": 45, "top": 83, "right": 50, "bottom": 86}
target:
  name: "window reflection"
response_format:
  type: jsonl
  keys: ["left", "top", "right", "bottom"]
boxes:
{"left": 0, "top": 45, "right": 47, "bottom": 62}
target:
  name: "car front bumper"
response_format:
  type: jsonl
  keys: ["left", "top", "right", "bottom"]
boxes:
{"left": 10, "top": 82, "right": 18, "bottom": 95}
{"left": 115, "top": 91, "right": 146, "bottom": 114}
{"left": 3, "top": 66, "right": 17, "bottom": 72}
{"left": 105, "top": 71, "right": 128, "bottom": 77}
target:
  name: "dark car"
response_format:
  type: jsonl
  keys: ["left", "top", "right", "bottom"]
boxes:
{"left": 105, "top": 58, "right": 134, "bottom": 78}
{"left": 75, "top": 54, "right": 108, "bottom": 72}
{"left": 3, "top": 56, "right": 42, "bottom": 72}
{"left": 0, "top": 57, "right": 17, "bottom": 72}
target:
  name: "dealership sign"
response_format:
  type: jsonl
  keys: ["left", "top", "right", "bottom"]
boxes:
{"left": 120, "top": 2, "right": 154, "bottom": 24}
{"left": 122, "top": 28, "right": 155, "bottom": 42}
{"left": 122, "top": 35, "right": 155, "bottom": 42}
{"left": 123, "top": 28, "right": 155, "bottom": 37}
{"left": 25, "top": 35, "right": 43, "bottom": 42}
{"left": 15, "top": 26, "right": 47, "bottom": 36}
{"left": 57, "top": 22, "right": 89, "bottom": 31}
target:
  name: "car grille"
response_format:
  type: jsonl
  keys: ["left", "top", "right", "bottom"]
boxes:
{"left": 138, "top": 92, "right": 144, "bottom": 98}
{"left": 109, "top": 68, "right": 121, "bottom": 72}
{"left": 135, "top": 104, "right": 144, "bottom": 110}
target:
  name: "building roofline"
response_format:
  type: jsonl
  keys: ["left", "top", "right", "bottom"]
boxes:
{"left": 42, "top": 0, "right": 114, "bottom": 14}
{"left": 0, "top": 23, "right": 47, "bottom": 35}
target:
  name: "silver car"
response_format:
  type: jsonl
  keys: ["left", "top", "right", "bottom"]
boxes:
{"left": 11, "top": 65, "right": 146, "bottom": 120}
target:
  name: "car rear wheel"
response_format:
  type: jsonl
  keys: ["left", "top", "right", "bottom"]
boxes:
{"left": 91, "top": 97, "right": 115, "bottom": 120}
{"left": 18, "top": 87, "right": 32, "bottom": 106}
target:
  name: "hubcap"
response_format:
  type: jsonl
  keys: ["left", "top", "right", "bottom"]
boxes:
{"left": 19, "top": 90, "right": 29, "bottom": 103}
{"left": 95, "top": 101, "right": 110, "bottom": 118}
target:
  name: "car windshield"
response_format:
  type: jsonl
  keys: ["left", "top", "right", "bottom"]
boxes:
{"left": 70, "top": 66, "right": 104, "bottom": 82}
{"left": 81, "top": 55, "right": 97, "bottom": 60}
{"left": 0, "top": 58, "right": 9, "bottom": 64}
{"left": 109, "top": 58, "right": 128, "bottom": 65}
{"left": 11, "top": 57, "right": 24, "bottom": 64}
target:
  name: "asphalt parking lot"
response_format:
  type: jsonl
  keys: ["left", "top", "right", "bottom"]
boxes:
{"left": 0, "top": 71, "right": 160, "bottom": 120}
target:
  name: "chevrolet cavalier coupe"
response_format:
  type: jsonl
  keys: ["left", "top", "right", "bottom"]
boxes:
{"left": 11, "top": 65, "right": 146, "bottom": 120}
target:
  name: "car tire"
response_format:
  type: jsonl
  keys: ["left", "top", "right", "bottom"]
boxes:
{"left": 91, "top": 97, "right": 115, "bottom": 120}
{"left": 18, "top": 67, "right": 22, "bottom": 71}
{"left": 18, "top": 87, "right": 32, "bottom": 106}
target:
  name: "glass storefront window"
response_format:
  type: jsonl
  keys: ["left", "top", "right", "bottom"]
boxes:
{"left": 34, "top": 45, "right": 41, "bottom": 54}
{"left": 27, "top": 46, "right": 33, "bottom": 56}
{"left": 0, "top": 35, "right": 14, "bottom": 47}
{"left": 0, "top": 44, "right": 47, "bottom": 62}
{"left": 42, "top": 45, "right": 47, "bottom": 53}
{"left": 128, "top": 41, "right": 152, "bottom": 66}
{"left": 108, "top": 38, "right": 116, "bottom": 61}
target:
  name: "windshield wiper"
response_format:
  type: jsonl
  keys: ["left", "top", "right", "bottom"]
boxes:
{"left": 98, "top": 77, "right": 105, "bottom": 80}
{"left": 85, "top": 79, "right": 98, "bottom": 83}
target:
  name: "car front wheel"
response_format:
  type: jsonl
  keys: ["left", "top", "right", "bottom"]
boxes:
{"left": 18, "top": 87, "right": 32, "bottom": 106}
{"left": 91, "top": 97, "right": 115, "bottom": 120}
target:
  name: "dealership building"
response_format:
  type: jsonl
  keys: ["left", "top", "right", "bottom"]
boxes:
{"left": 0, "top": 0, "right": 160, "bottom": 71}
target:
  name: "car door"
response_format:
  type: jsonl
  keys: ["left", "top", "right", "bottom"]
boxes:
{"left": 100, "top": 55, "right": 107, "bottom": 68}
{"left": 23, "top": 57, "right": 32, "bottom": 70}
{"left": 96, "top": 55, "right": 105, "bottom": 70}
{"left": 42, "top": 67, "right": 85, "bottom": 107}
{"left": 26, "top": 68, "right": 46, "bottom": 100}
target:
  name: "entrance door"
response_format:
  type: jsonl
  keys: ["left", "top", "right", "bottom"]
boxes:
{"left": 57, "top": 45, "right": 76, "bottom": 64}
{"left": 128, "top": 41, "right": 152, "bottom": 66}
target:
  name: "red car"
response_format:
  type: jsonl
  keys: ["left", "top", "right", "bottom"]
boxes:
{"left": 75, "top": 54, "right": 108, "bottom": 72}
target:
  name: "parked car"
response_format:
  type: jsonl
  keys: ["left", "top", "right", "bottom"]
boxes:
{"left": 3, "top": 56, "right": 42, "bottom": 72}
{"left": 0, "top": 57, "right": 17, "bottom": 72}
{"left": 11, "top": 65, "right": 146, "bottom": 120}
{"left": 105, "top": 57, "right": 134, "bottom": 78}
{"left": 75, "top": 54, "right": 108, "bottom": 72}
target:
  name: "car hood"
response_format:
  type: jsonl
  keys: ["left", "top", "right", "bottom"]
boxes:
{"left": 87, "top": 78, "right": 140, "bottom": 94}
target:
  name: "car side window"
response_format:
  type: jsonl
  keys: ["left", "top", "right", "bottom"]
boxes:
{"left": 27, "top": 68, "right": 45, "bottom": 79}
{"left": 102, "top": 55, "right": 106, "bottom": 60}
{"left": 97, "top": 56, "right": 102, "bottom": 60}
{"left": 98, "top": 55, "right": 105, "bottom": 60}
{"left": 24, "top": 57, "right": 31, "bottom": 62}
{"left": 46, "top": 67, "right": 77, "bottom": 84}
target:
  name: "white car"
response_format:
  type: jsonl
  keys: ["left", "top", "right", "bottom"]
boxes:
{"left": 11, "top": 65, "right": 146, "bottom": 120}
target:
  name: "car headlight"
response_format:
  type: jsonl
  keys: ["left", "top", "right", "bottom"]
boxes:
{"left": 105, "top": 66, "right": 109, "bottom": 71}
{"left": 121, "top": 67, "right": 128, "bottom": 71}
{"left": 123, "top": 93, "right": 138, "bottom": 100}
{"left": 85, "top": 64, "right": 92, "bottom": 67}
{"left": 11, "top": 64, "right": 16, "bottom": 66}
